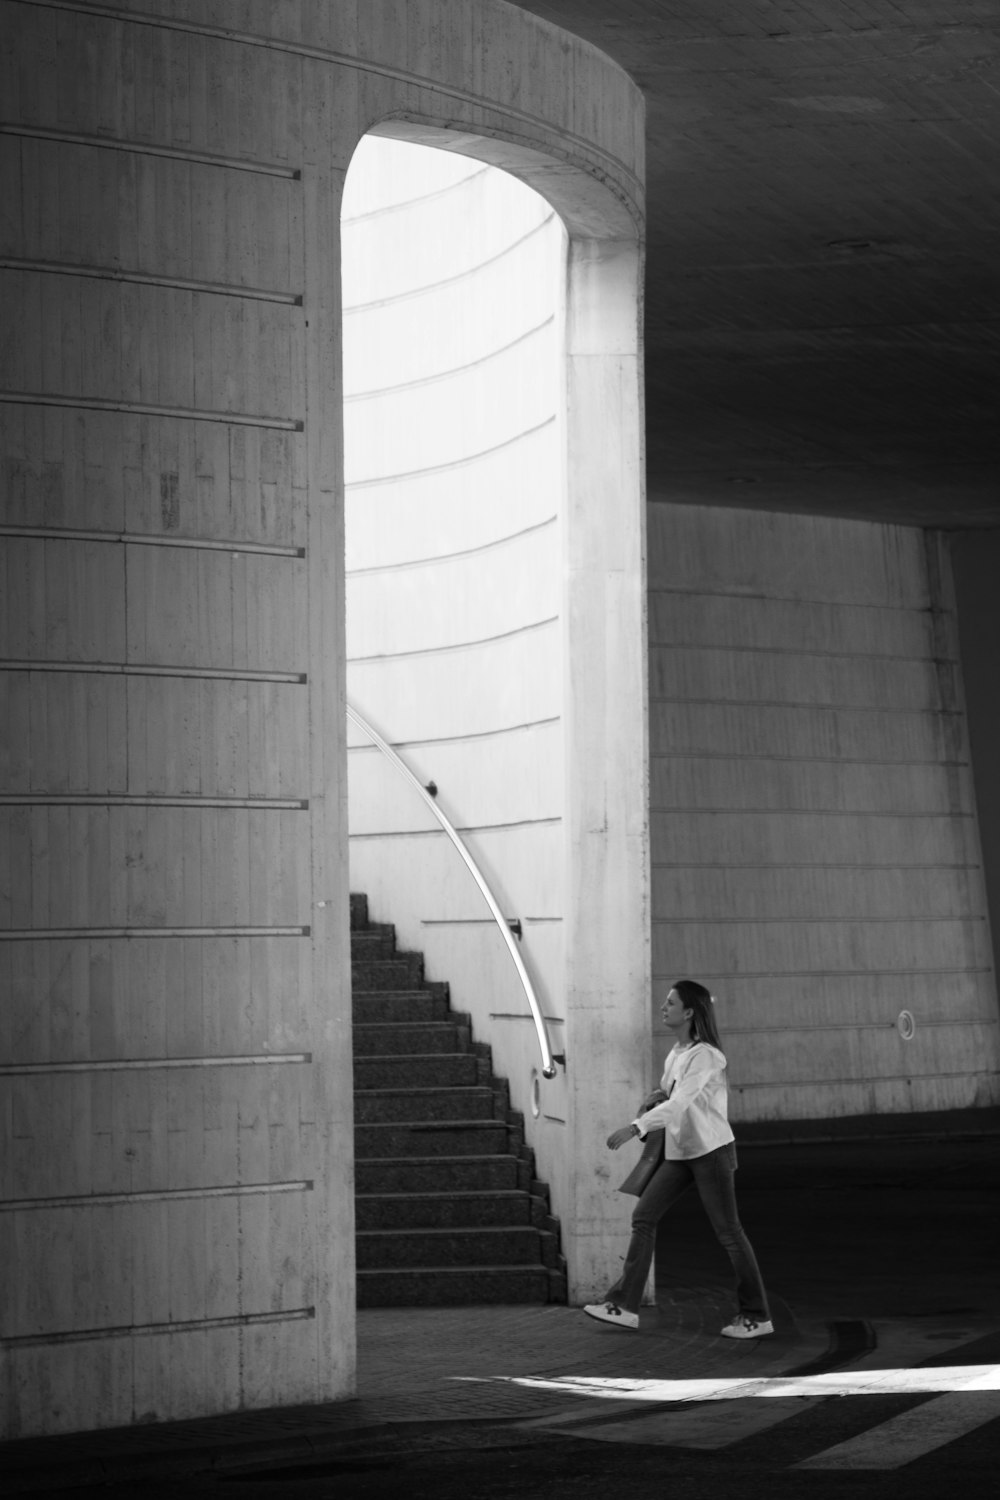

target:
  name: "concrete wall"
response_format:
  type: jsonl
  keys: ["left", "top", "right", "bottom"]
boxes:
{"left": 0, "top": 0, "right": 644, "bottom": 1434}
{"left": 343, "top": 137, "right": 570, "bottom": 1186}
{"left": 0, "top": 2, "right": 350, "bottom": 1436}
{"left": 949, "top": 530, "right": 1000, "bottom": 990}
{"left": 647, "top": 502, "right": 1000, "bottom": 1120}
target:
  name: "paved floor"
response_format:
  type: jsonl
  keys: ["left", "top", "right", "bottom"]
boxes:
{"left": 6, "top": 1123, "right": 1000, "bottom": 1495}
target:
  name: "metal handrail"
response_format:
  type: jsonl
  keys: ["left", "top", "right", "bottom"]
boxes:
{"left": 347, "top": 702, "right": 561, "bottom": 1078}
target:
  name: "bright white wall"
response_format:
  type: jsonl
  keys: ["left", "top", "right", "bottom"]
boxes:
{"left": 343, "top": 137, "right": 572, "bottom": 1197}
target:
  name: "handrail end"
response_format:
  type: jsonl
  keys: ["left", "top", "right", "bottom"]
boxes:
{"left": 543, "top": 1054, "right": 566, "bottom": 1078}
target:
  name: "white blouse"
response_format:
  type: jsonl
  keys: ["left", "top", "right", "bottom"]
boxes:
{"left": 632, "top": 1041, "right": 735, "bottom": 1160}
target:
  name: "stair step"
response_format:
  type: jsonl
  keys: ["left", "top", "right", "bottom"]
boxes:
{"left": 352, "top": 1023, "right": 470, "bottom": 1056}
{"left": 354, "top": 1087, "right": 498, "bottom": 1124}
{"left": 356, "top": 1156, "right": 521, "bottom": 1194}
{"left": 349, "top": 893, "right": 564, "bottom": 1308}
{"left": 352, "top": 955, "right": 423, "bottom": 990}
{"left": 357, "top": 1225, "right": 545, "bottom": 1270}
{"left": 355, "top": 1122, "right": 511, "bottom": 1159}
{"left": 353, "top": 991, "right": 450, "bottom": 1024}
{"left": 355, "top": 1191, "right": 531, "bottom": 1231}
{"left": 350, "top": 927, "right": 396, "bottom": 960}
{"left": 356, "top": 1265, "right": 551, "bottom": 1307}
{"left": 354, "top": 1054, "right": 479, "bottom": 1090}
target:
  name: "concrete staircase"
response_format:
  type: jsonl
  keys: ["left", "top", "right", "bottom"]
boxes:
{"left": 352, "top": 893, "right": 567, "bottom": 1307}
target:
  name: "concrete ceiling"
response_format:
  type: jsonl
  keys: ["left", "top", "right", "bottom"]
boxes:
{"left": 516, "top": 1, "right": 1000, "bottom": 528}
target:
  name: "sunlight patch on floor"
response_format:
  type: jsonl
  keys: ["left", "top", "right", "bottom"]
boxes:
{"left": 453, "top": 1363, "right": 1000, "bottom": 1402}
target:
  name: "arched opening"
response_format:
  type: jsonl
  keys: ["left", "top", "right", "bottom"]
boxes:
{"left": 341, "top": 122, "right": 647, "bottom": 1305}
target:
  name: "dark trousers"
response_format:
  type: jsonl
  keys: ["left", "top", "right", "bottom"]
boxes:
{"left": 606, "top": 1142, "right": 771, "bottom": 1318}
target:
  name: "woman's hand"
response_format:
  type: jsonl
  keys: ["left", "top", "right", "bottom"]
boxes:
{"left": 640, "top": 1089, "right": 667, "bottom": 1112}
{"left": 607, "top": 1125, "right": 639, "bottom": 1151}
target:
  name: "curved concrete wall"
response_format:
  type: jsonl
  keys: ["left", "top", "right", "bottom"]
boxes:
{"left": 343, "top": 134, "right": 568, "bottom": 1204}
{"left": 0, "top": 0, "right": 644, "bottom": 1436}
{"left": 647, "top": 503, "right": 1000, "bottom": 1120}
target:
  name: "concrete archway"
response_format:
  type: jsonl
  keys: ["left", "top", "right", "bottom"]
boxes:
{"left": 341, "top": 116, "right": 649, "bottom": 1303}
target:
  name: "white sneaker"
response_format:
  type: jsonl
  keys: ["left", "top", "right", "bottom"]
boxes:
{"left": 583, "top": 1302, "right": 638, "bottom": 1330}
{"left": 720, "top": 1315, "right": 774, "bottom": 1339}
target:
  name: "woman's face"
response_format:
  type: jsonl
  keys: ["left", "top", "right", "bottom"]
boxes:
{"left": 661, "top": 987, "right": 693, "bottom": 1033}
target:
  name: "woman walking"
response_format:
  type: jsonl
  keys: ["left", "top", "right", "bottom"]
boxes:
{"left": 584, "top": 979, "right": 773, "bottom": 1338}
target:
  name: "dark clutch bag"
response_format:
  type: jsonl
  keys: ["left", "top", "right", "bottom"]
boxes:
{"left": 617, "top": 1128, "right": 665, "bottom": 1196}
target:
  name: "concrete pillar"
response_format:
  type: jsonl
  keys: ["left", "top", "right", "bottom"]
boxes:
{"left": 0, "top": 1, "right": 354, "bottom": 1435}
{"left": 563, "top": 237, "right": 650, "bottom": 1299}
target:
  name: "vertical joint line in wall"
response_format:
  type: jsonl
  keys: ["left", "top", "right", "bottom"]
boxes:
{"left": 928, "top": 531, "right": 997, "bottom": 994}
{"left": 123, "top": 535, "right": 131, "bottom": 793}
{"left": 923, "top": 532, "right": 963, "bottom": 761}
{"left": 236, "top": 1098, "right": 246, "bottom": 1397}
{"left": 924, "top": 532, "right": 958, "bottom": 715}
